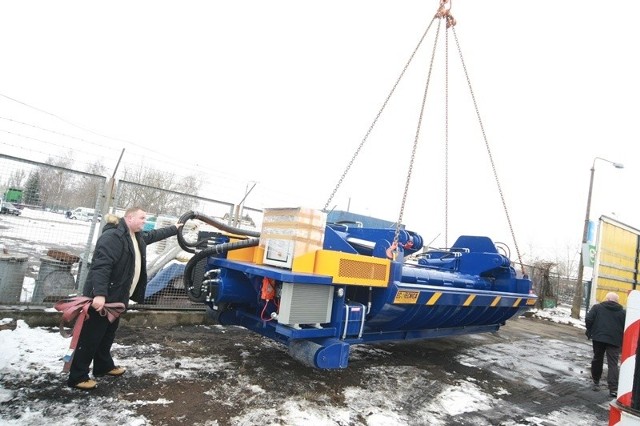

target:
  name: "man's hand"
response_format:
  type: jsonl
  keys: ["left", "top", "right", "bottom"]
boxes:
{"left": 92, "top": 295, "right": 106, "bottom": 311}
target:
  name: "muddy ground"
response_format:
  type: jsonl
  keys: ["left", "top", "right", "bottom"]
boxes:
{"left": 1, "top": 314, "right": 612, "bottom": 425}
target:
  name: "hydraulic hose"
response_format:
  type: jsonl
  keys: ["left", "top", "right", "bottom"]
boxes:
{"left": 183, "top": 238, "right": 260, "bottom": 302}
{"left": 177, "top": 210, "right": 261, "bottom": 253}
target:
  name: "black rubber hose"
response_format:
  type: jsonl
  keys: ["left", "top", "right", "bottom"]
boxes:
{"left": 183, "top": 238, "right": 260, "bottom": 302}
{"left": 177, "top": 210, "right": 261, "bottom": 253}
{"left": 176, "top": 211, "right": 204, "bottom": 253}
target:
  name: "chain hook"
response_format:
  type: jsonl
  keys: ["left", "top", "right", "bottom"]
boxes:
{"left": 435, "top": 0, "right": 456, "bottom": 28}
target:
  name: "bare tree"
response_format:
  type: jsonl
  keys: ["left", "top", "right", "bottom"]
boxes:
{"left": 6, "top": 169, "right": 26, "bottom": 189}
{"left": 33, "top": 154, "right": 108, "bottom": 211}
{"left": 555, "top": 243, "right": 580, "bottom": 279}
{"left": 119, "top": 163, "right": 202, "bottom": 216}
{"left": 37, "top": 155, "right": 75, "bottom": 211}
{"left": 85, "top": 160, "right": 107, "bottom": 176}
{"left": 533, "top": 261, "right": 557, "bottom": 309}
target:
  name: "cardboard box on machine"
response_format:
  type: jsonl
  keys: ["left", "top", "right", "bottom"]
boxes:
{"left": 259, "top": 207, "right": 326, "bottom": 271}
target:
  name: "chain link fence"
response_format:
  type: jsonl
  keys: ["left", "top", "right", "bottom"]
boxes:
{"left": 0, "top": 154, "right": 106, "bottom": 305}
{"left": 113, "top": 180, "right": 263, "bottom": 310}
{"left": 2, "top": 154, "right": 585, "bottom": 312}
{"left": 520, "top": 262, "right": 579, "bottom": 309}
{"left": 0, "top": 155, "right": 264, "bottom": 310}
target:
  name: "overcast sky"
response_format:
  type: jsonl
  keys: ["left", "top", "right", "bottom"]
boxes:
{"left": 1, "top": 0, "right": 638, "bottom": 262}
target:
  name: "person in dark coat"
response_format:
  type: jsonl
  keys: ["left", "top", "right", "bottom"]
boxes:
{"left": 67, "top": 206, "right": 182, "bottom": 390}
{"left": 585, "top": 291, "right": 626, "bottom": 397}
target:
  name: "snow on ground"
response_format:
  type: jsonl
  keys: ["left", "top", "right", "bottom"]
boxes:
{"left": 0, "top": 305, "right": 596, "bottom": 425}
{"left": 0, "top": 207, "right": 94, "bottom": 248}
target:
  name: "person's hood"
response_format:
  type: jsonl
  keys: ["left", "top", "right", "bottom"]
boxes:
{"left": 101, "top": 214, "right": 121, "bottom": 233}
{"left": 602, "top": 300, "right": 623, "bottom": 311}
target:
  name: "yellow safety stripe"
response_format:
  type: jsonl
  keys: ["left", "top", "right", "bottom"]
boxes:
{"left": 426, "top": 292, "right": 442, "bottom": 305}
{"left": 391, "top": 290, "right": 536, "bottom": 308}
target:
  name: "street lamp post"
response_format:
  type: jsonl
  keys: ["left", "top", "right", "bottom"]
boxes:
{"left": 570, "top": 157, "right": 623, "bottom": 319}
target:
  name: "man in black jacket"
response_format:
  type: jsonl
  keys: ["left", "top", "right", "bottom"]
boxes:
{"left": 585, "top": 291, "right": 626, "bottom": 397}
{"left": 67, "top": 206, "right": 182, "bottom": 390}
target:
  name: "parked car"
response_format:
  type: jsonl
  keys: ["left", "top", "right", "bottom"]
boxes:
{"left": 70, "top": 207, "right": 97, "bottom": 221}
{"left": 0, "top": 201, "right": 21, "bottom": 216}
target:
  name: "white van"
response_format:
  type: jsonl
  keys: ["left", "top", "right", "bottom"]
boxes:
{"left": 71, "top": 207, "right": 97, "bottom": 221}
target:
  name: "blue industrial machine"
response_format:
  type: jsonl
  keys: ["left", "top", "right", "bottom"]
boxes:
{"left": 176, "top": 0, "right": 537, "bottom": 369}
{"left": 178, "top": 211, "right": 536, "bottom": 369}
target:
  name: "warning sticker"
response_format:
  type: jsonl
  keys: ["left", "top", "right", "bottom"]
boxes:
{"left": 394, "top": 290, "right": 420, "bottom": 304}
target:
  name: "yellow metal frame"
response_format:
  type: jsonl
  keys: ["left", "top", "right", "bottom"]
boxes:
{"left": 226, "top": 244, "right": 257, "bottom": 262}
{"left": 312, "top": 250, "right": 390, "bottom": 287}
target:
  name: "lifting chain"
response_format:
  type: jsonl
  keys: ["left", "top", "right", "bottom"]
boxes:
{"left": 444, "top": 13, "right": 451, "bottom": 248}
{"left": 323, "top": 0, "right": 526, "bottom": 275}
{"left": 391, "top": 0, "right": 454, "bottom": 257}
{"left": 323, "top": 13, "right": 440, "bottom": 212}
{"left": 448, "top": 25, "right": 526, "bottom": 275}
{"left": 437, "top": 0, "right": 525, "bottom": 274}
{"left": 390, "top": 17, "right": 443, "bottom": 257}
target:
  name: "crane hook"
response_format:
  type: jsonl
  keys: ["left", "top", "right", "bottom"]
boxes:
{"left": 435, "top": 0, "right": 457, "bottom": 28}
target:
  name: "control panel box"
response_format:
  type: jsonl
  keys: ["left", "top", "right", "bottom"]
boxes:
{"left": 260, "top": 207, "right": 326, "bottom": 269}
